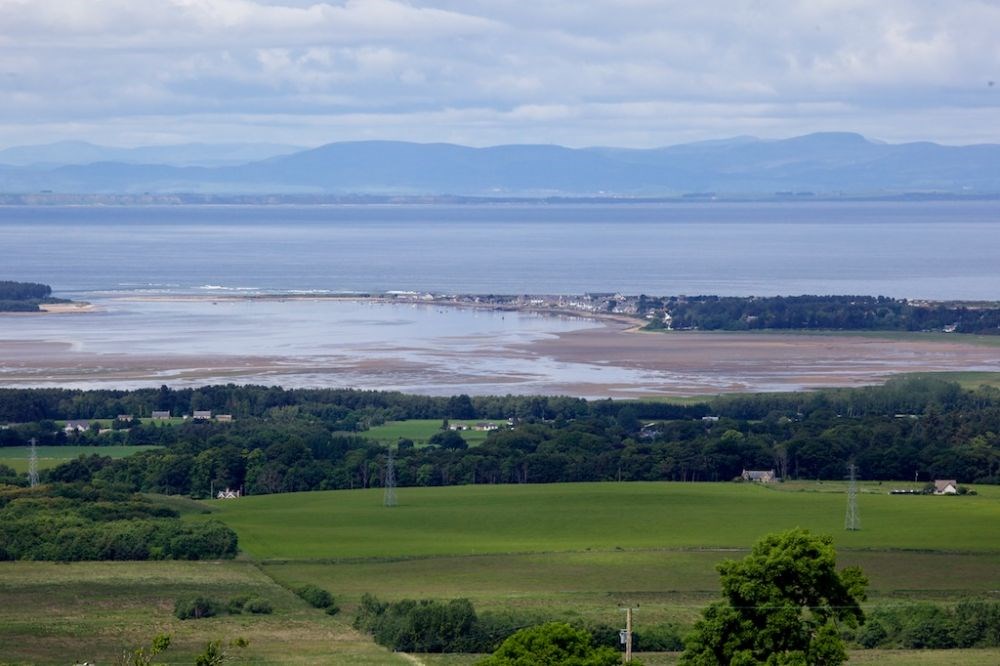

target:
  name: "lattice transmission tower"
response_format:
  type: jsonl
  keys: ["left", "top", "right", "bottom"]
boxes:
{"left": 28, "top": 437, "right": 39, "bottom": 488}
{"left": 383, "top": 447, "right": 397, "bottom": 507}
{"left": 845, "top": 463, "right": 860, "bottom": 531}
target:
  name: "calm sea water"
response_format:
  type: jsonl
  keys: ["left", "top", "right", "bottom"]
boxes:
{"left": 1, "top": 201, "right": 998, "bottom": 300}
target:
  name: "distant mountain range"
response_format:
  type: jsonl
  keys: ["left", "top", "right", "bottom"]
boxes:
{"left": 0, "top": 140, "right": 304, "bottom": 168}
{"left": 1, "top": 133, "right": 998, "bottom": 197}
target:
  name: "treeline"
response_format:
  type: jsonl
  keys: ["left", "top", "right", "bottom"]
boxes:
{"left": 643, "top": 295, "right": 1000, "bottom": 335}
{"left": 0, "top": 483, "right": 238, "bottom": 561}
{"left": 2, "top": 377, "right": 996, "bottom": 497}
{"left": 0, "top": 280, "right": 65, "bottom": 312}
{"left": 855, "top": 600, "right": 1000, "bottom": 649}
{"left": 353, "top": 594, "right": 683, "bottom": 654}
{"left": 0, "top": 384, "right": 703, "bottom": 435}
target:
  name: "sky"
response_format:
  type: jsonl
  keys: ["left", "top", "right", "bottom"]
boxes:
{"left": 1, "top": 0, "right": 998, "bottom": 149}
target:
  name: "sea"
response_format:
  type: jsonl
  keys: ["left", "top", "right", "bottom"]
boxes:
{"left": 1, "top": 201, "right": 998, "bottom": 393}
{"left": 2, "top": 201, "right": 998, "bottom": 300}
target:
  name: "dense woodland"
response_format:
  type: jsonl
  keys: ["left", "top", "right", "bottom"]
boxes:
{"left": 1, "top": 377, "right": 998, "bottom": 499}
{"left": 0, "top": 483, "right": 238, "bottom": 561}
{"left": 0, "top": 280, "right": 66, "bottom": 312}
{"left": 640, "top": 294, "right": 1000, "bottom": 334}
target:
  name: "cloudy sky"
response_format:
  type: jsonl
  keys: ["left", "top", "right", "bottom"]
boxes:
{"left": 1, "top": 0, "right": 998, "bottom": 149}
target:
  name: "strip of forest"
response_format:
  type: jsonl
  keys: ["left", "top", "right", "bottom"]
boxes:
{"left": 1, "top": 377, "right": 997, "bottom": 500}
{"left": 639, "top": 294, "right": 1000, "bottom": 334}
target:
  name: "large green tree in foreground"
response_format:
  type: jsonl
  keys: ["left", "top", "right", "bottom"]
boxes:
{"left": 681, "top": 528, "right": 867, "bottom": 666}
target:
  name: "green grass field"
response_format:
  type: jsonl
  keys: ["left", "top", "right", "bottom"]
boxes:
{"left": 0, "top": 445, "right": 161, "bottom": 472}
{"left": 204, "top": 482, "right": 1000, "bottom": 559}
{"left": 4, "top": 481, "right": 998, "bottom": 664}
{"left": 359, "top": 419, "right": 502, "bottom": 447}
{"left": 212, "top": 482, "right": 999, "bottom": 645}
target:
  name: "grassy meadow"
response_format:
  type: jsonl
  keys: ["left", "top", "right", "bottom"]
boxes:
{"left": 0, "top": 561, "right": 405, "bottom": 665}
{"left": 359, "top": 419, "right": 500, "bottom": 447}
{"left": 203, "top": 482, "right": 1000, "bottom": 559}
{"left": 0, "top": 445, "right": 161, "bottom": 473}
{"left": 4, "top": 480, "right": 998, "bottom": 664}
{"left": 213, "top": 482, "right": 999, "bottom": 643}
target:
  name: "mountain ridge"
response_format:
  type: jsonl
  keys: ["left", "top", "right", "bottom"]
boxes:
{"left": 0, "top": 133, "right": 997, "bottom": 197}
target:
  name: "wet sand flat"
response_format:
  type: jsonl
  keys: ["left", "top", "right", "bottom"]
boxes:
{"left": 520, "top": 326, "right": 1000, "bottom": 395}
{"left": 2, "top": 320, "right": 998, "bottom": 397}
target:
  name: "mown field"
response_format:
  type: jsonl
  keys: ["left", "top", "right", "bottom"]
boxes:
{"left": 359, "top": 419, "right": 500, "bottom": 447}
{"left": 204, "top": 481, "right": 1000, "bottom": 559}
{"left": 0, "top": 445, "right": 161, "bottom": 472}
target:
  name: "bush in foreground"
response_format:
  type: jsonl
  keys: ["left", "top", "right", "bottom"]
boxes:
{"left": 476, "top": 622, "right": 625, "bottom": 666}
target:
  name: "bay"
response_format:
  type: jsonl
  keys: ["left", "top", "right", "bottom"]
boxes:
{"left": 1, "top": 201, "right": 998, "bottom": 300}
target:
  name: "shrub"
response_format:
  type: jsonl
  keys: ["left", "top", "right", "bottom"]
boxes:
{"left": 243, "top": 597, "right": 273, "bottom": 615}
{"left": 953, "top": 599, "right": 1000, "bottom": 647}
{"left": 226, "top": 595, "right": 251, "bottom": 614}
{"left": 174, "top": 596, "right": 219, "bottom": 620}
{"left": 477, "top": 622, "right": 623, "bottom": 666}
{"left": 634, "top": 624, "right": 684, "bottom": 651}
{"left": 296, "top": 584, "right": 334, "bottom": 609}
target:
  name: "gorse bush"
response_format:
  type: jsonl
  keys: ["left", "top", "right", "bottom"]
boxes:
{"left": 242, "top": 597, "right": 273, "bottom": 615}
{"left": 174, "top": 596, "right": 219, "bottom": 620}
{"left": 295, "top": 584, "right": 334, "bottom": 609}
{"left": 176, "top": 595, "right": 273, "bottom": 619}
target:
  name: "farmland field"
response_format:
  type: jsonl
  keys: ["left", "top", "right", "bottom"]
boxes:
{"left": 0, "top": 561, "right": 404, "bottom": 665}
{"left": 3, "top": 481, "right": 998, "bottom": 664}
{"left": 212, "top": 482, "right": 999, "bottom": 652}
{"left": 359, "top": 419, "right": 500, "bottom": 447}
{"left": 0, "top": 444, "right": 161, "bottom": 472}
{"left": 204, "top": 481, "right": 1000, "bottom": 559}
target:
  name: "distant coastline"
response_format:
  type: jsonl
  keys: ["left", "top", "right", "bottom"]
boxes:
{"left": 119, "top": 291, "right": 1000, "bottom": 337}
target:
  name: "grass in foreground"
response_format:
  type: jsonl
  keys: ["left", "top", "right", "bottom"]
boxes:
{"left": 0, "top": 561, "right": 403, "bottom": 666}
{"left": 0, "top": 445, "right": 161, "bottom": 473}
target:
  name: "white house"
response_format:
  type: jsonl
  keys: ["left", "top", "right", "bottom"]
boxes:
{"left": 742, "top": 469, "right": 778, "bottom": 484}
{"left": 63, "top": 419, "right": 92, "bottom": 433}
{"left": 933, "top": 479, "right": 959, "bottom": 495}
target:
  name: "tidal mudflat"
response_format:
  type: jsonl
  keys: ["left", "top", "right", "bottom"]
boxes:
{"left": 2, "top": 296, "right": 999, "bottom": 397}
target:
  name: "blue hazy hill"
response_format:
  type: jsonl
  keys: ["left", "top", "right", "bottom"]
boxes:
{"left": 1, "top": 133, "right": 997, "bottom": 196}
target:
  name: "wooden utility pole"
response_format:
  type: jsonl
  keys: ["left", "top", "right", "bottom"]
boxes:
{"left": 619, "top": 605, "right": 637, "bottom": 663}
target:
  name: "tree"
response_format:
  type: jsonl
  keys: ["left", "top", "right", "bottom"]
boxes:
{"left": 113, "top": 633, "right": 171, "bottom": 666}
{"left": 681, "top": 528, "right": 867, "bottom": 666}
{"left": 477, "top": 622, "right": 624, "bottom": 666}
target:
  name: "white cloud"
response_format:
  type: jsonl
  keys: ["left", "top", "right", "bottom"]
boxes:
{"left": 0, "top": 0, "right": 997, "bottom": 147}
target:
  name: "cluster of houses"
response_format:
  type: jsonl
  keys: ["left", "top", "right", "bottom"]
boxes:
{"left": 448, "top": 421, "right": 504, "bottom": 432}
{"left": 62, "top": 410, "right": 233, "bottom": 434}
